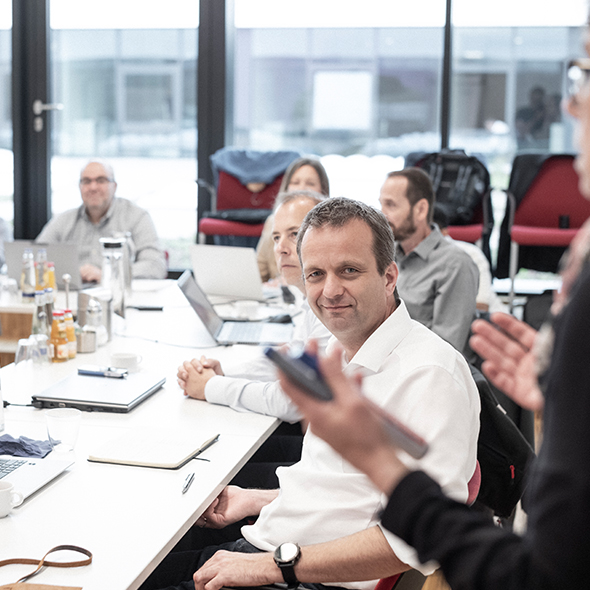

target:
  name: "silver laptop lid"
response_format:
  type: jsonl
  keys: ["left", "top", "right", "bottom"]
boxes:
{"left": 177, "top": 270, "right": 224, "bottom": 340}
{"left": 32, "top": 372, "right": 166, "bottom": 413}
{"left": 5, "top": 241, "right": 83, "bottom": 290}
{"left": 190, "top": 244, "right": 265, "bottom": 301}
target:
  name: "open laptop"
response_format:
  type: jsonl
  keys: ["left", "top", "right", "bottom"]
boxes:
{"left": 178, "top": 270, "right": 293, "bottom": 345}
{"left": 0, "top": 455, "right": 74, "bottom": 500}
{"left": 5, "top": 240, "right": 84, "bottom": 290}
{"left": 32, "top": 371, "right": 166, "bottom": 413}
{"left": 190, "top": 244, "right": 266, "bottom": 301}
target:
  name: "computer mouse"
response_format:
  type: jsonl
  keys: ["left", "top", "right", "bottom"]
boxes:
{"left": 268, "top": 314, "right": 292, "bottom": 324}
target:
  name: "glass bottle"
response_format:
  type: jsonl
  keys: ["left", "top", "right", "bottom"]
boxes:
{"left": 35, "top": 248, "right": 48, "bottom": 291}
{"left": 20, "top": 248, "right": 36, "bottom": 304}
{"left": 124, "top": 231, "right": 135, "bottom": 296}
{"left": 44, "top": 288, "right": 54, "bottom": 332}
{"left": 46, "top": 262, "right": 57, "bottom": 301}
{"left": 31, "top": 289, "right": 49, "bottom": 336}
{"left": 64, "top": 309, "right": 77, "bottom": 359}
{"left": 50, "top": 310, "right": 68, "bottom": 363}
{"left": 100, "top": 237, "right": 126, "bottom": 318}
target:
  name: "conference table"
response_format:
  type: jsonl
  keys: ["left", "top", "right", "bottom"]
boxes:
{"left": 0, "top": 280, "right": 283, "bottom": 589}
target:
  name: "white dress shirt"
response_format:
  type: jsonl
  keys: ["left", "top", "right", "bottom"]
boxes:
{"left": 242, "top": 301, "right": 480, "bottom": 586}
{"left": 205, "top": 300, "right": 332, "bottom": 422}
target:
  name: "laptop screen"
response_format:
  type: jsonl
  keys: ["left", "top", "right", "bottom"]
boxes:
{"left": 177, "top": 270, "right": 224, "bottom": 338}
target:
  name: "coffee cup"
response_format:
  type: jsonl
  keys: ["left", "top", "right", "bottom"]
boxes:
{"left": 110, "top": 352, "right": 142, "bottom": 372}
{"left": 0, "top": 481, "right": 24, "bottom": 517}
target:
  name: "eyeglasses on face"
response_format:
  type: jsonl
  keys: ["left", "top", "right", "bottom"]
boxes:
{"left": 567, "top": 58, "right": 590, "bottom": 99}
{"left": 79, "top": 176, "right": 113, "bottom": 186}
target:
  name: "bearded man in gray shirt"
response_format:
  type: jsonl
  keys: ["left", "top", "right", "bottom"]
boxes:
{"left": 36, "top": 160, "right": 167, "bottom": 283}
{"left": 379, "top": 167, "right": 479, "bottom": 360}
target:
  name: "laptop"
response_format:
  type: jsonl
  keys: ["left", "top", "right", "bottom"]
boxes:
{"left": 177, "top": 270, "right": 293, "bottom": 345}
{"left": 5, "top": 240, "right": 84, "bottom": 290}
{"left": 32, "top": 371, "right": 166, "bottom": 413}
{"left": 0, "top": 455, "right": 74, "bottom": 500}
{"left": 190, "top": 244, "right": 266, "bottom": 301}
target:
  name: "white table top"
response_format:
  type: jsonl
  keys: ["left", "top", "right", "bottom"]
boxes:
{"left": 0, "top": 280, "right": 280, "bottom": 589}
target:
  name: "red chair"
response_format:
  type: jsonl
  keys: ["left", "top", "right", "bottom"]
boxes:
{"left": 505, "top": 154, "right": 590, "bottom": 307}
{"left": 198, "top": 148, "right": 300, "bottom": 244}
{"left": 198, "top": 171, "right": 284, "bottom": 240}
{"left": 374, "top": 462, "right": 481, "bottom": 590}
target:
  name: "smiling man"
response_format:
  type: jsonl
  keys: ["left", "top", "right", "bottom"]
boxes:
{"left": 36, "top": 160, "right": 167, "bottom": 282}
{"left": 145, "top": 198, "right": 479, "bottom": 590}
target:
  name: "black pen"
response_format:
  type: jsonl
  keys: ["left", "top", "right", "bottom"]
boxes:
{"left": 182, "top": 472, "right": 195, "bottom": 494}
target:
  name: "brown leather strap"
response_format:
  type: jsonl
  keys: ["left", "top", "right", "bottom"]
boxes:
{"left": 0, "top": 546, "right": 92, "bottom": 584}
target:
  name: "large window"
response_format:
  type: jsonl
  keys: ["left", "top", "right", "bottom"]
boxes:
{"left": 450, "top": 0, "right": 588, "bottom": 189}
{"left": 49, "top": 0, "right": 199, "bottom": 268}
{"left": 232, "top": 1, "right": 446, "bottom": 207}
{"left": 233, "top": 0, "right": 587, "bottom": 209}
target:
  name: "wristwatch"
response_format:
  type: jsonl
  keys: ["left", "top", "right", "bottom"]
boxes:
{"left": 274, "top": 542, "right": 301, "bottom": 588}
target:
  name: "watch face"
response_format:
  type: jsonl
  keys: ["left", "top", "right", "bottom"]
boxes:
{"left": 276, "top": 542, "right": 299, "bottom": 563}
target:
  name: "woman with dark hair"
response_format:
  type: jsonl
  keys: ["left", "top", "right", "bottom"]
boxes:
{"left": 278, "top": 37, "right": 590, "bottom": 585}
{"left": 257, "top": 157, "right": 330, "bottom": 282}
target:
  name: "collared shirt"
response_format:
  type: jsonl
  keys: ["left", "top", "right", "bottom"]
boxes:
{"left": 396, "top": 226, "right": 478, "bottom": 359}
{"left": 36, "top": 197, "right": 167, "bottom": 279}
{"left": 205, "top": 300, "right": 332, "bottom": 423}
{"left": 241, "top": 301, "right": 480, "bottom": 586}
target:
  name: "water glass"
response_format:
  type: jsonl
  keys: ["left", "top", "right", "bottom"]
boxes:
{"left": 14, "top": 337, "right": 37, "bottom": 365}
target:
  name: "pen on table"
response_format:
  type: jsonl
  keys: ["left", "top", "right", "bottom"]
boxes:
{"left": 182, "top": 472, "right": 195, "bottom": 494}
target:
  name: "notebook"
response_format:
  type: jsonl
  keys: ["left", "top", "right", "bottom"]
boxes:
{"left": 88, "top": 429, "right": 220, "bottom": 469}
{"left": 32, "top": 371, "right": 166, "bottom": 413}
{"left": 0, "top": 455, "right": 74, "bottom": 500}
{"left": 5, "top": 240, "right": 84, "bottom": 290}
{"left": 177, "top": 270, "right": 293, "bottom": 346}
{"left": 190, "top": 244, "right": 266, "bottom": 301}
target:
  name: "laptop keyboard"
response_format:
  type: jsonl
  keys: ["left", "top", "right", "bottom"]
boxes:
{"left": 0, "top": 458, "right": 26, "bottom": 480}
{"left": 225, "top": 322, "right": 264, "bottom": 342}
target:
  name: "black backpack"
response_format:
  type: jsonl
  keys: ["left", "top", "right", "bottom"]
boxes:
{"left": 407, "top": 149, "right": 491, "bottom": 226}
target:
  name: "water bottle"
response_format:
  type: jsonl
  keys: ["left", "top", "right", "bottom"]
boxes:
{"left": 100, "top": 237, "right": 126, "bottom": 319}
{"left": 124, "top": 231, "right": 135, "bottom": 296}
{"left": 20, "top": 248, "right": 35, "bottom": 304}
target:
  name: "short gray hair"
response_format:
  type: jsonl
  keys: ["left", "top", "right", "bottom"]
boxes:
{"left": 296, "top": 197, "right": 396, "bottom": 275}
{"left": 273, "top": 190, "right": 325, "bottom": 213}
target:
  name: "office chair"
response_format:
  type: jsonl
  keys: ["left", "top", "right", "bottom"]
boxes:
{"left": 496, "top": 154, "right": 590, "bottom": 307}
{"left": 198, "top": 147, "right": 300, "bottom": 246}
{"left": 373, "top": 463, "right": 481, "bottom": 590}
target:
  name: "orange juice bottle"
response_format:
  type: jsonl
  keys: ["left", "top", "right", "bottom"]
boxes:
{"left": 64, "top": 309, "right": 77, "bottom": 359}
{"left": 50, "top": 311, "right": 68, "bottom": 363}
{"left": 46, "top": 262, "right": 56, "bottom": 300}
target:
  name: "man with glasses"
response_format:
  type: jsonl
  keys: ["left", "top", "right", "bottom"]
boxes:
{"left": 36, "top": 160, "right": 167, "bottom": 282}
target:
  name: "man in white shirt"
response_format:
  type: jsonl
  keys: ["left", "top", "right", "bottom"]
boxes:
{"left": 145, "top": 198, "right": 479, "bottom": 590}
{"left": 176, "top": 190, "right": 330, "bottom": 422}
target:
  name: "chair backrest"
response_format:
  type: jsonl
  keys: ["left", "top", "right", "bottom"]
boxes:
{"left": 513, "top": 154, "right": 590, "bottom": 229}
{"left": 215, "top": 171, "right": 283, "bottom": 211}
{"left": 495, "top": 153, "right": 590, "bottom": 277}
